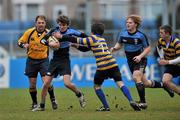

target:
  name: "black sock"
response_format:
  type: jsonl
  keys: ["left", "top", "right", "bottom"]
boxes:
{"left": 48, "top": 85, "right": 55, "bottom": 100}
{"left": 40, "top": 103, "right": 45, "bottom": 108}
{"left": 76, "top": 91, "right": 82, "bottom": 97}
{"left": 151, "top": 80, "right": 163, "bottom": 88}
{"left": 29, "top": 87, "right": 37, "bottom": 104}
{"left": 136, "top": 82, "right": 146, "bottom": 103}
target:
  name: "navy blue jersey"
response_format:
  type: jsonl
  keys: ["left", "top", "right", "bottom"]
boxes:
{"left": 117, "top": 30, "right": 149, "bottom": 52}
{"left": 53, "top": 27, "right": 84, "bottom": 58}
{"left": 55, "top": 27, "right": 83, "bottom": 48}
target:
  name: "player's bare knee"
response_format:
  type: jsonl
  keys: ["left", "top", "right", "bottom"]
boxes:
{"left": 29, "top": 83, "right": 36, "bottom": 89}
{"left": 162, "top": 80, "right": 171, "bottom": 87}
{"left": 132, "top": 76, "right": 141, "bottom": 83}
{"left": 94, "top": 85, "right": 101, "bottom": 90}
{"left": 29, "top": 86, "right": 36, "bottom": 92}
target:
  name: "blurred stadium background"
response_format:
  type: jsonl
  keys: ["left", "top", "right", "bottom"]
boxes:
{"left": 0, "top": 0, "right": 180, "bottom": 88}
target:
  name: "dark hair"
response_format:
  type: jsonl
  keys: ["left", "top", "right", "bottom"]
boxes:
{"left": 56, "top": 15, "right": 70, "bottom": 25}
{"left": 91, "top": 22, "right": 105, "bottom": 35}
{"left": 35, "top": 15, "right": 47, "bottom": 22}
{"left": 160, "top": 25, "right": 172, "bottom": 35}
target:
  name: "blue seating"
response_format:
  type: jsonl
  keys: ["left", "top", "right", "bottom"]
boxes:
{"left": 21, "top": 21, "right": 34, "bottom": 30}
{"left": 141, "top": 19, "right": 157, "bottom": 28}
{"left": 0, "top": 20, "right": 34, "bottom": 45}
{"left": 113, "top": 18, "right": 126, "bottom": 29}
{"left": 0, "top": 21, "right": 21, "bottom": 30}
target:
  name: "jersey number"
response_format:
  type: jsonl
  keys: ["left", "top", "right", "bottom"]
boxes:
{"left": 98, "top": 43, "right": 110, "bottom": 53}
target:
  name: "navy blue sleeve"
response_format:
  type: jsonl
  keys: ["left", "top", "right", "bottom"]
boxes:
{"left": 116, "top": 31, "right": 123, "bottom": 43}
{"left": 141, "top": 33, "right": 149, "bottom": 47}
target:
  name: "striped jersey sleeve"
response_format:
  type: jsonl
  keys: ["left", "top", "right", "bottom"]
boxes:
{"left": 77, "top": 35, "right": 118, "bottom": 70}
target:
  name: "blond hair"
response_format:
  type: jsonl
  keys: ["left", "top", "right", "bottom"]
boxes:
{"left": 126, "top": 14, "right": 142, "bottom": 28}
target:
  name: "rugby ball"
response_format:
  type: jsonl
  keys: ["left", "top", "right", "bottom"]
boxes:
{"left": 48, "top": 36, "right": 60, "bottom": 50}
{"left": 48, "top": 36, "right": 59, "bottom": 43}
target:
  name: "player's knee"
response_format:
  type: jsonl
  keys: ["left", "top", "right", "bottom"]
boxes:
{"left": 48, "top": 85, "right": 54, "bottom": 90}
{"left": 43, "top": 80, "right": 51, "bottom": 88}
{"left": 163, "top": 80, "right": 170, "bottom": 86}
{"left": 94, "top": 84, "right": 101, "bottom": 90}
{"left": 29, "top": 86, "right": 36, "bottom": 92}
{"left": 133, "top": 76, "right": 140, "bottom": 83}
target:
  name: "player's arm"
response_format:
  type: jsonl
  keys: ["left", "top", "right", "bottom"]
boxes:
{"left": 110, "top": 42, "right": 122, "bottom": 53}
{"left": 140, "top": 33, "right": 151, "bottom": 58}
{"left": 110, "top": 32, "right": 123, "bottom": 53}
{"left": 168, "top": 41, "right": 180, "bottom": 64}
{"left": 17, "top": 30, "right": 30, "bottom": 48}
{"left": 79, "top": 33, "right": 89, "bottom": 38}
{"left": 54, "top": 32, "right": 90, "bottom": 52}
{"left": 52, "top": 31, "right": 78, "bottom": 43}
{"left": 40, "top": 28, "right": 57, "bottom": 46}
{"left": 77, "top": 45, "right": 90, "bottom": 52}
{"left": 139, "top": 46, "right": 150, "bottom": 58}
{"left": 71, "top": 43, "right": 90, "bottom": 52}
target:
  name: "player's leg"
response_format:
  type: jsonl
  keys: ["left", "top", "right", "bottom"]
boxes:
{"left": 25, "top": 58, "right": 39, "bottom": 110}
{"left": 42, "top": 76, "right": 58, "bottom": 110}
{"left": 63, "top": 74, "right": 86, "bottom": 108}
{"left": 94, "top": 71, "right": 110, "bottom": 111}
{"left": 32, "top": 75, "right": 53, "bottom": 111}
{"left": 111, "top": 67, "right": 140, "bottom": 111}
{"left": 94, "top": 85, "right": 110, "bottom": 111}
{"left": 133, "top": 70, "right": 147, "bottom": 109}
{"left": 29, "top": 77, "right": 38, "bottom": 109}
{"left": 115, "top": 81, "right": 141, "bottom": 111}
{"left": 61, "top": 58, "right": 86, "bottom": 108}
{"left": 40, "top": 58, "right": 58, "bottom": 109}
{"left": 163, "top": 73, "right": 180, "bottom": 95}
{"left": 128, "top": 58, "right": 147, "bottom": 109}
{"left": 142, "top": 75, "right": 174, "bottom": 97}
{"left": 142, "top": 75, "right": 163, "bottom": 88}
{"left": 163, "top": 66, "right": 180, "bottom": 96}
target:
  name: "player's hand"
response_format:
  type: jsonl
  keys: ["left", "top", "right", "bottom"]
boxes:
{"left": 133, "top": 56, "right": 141, "bottom": 63}
{"left": 49, "top": 41, "right": 60, "bottom": 49}
{"left": 23, "top": 43, "right": 29, "bottom": 49}
{"left": 159, "top": 59, "right": 168, "bottom": 65}
{"left": 110, "top": 47, "right": 116, "bottom": 53}
{"left": 52, "top": 32, "right": 62, "bottom": 39}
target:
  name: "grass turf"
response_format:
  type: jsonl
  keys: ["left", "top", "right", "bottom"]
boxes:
{"left": 0, "top": 87, "right": 180, "bottom": 120}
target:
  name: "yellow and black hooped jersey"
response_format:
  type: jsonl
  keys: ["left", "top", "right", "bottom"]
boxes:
{"left": 158, "top": 36, "right": 180, "bottom": 66}
{"left": 77, "top": 35, "right": 118, "bottom": 70}
{"left": 18, "top": 27, "right": 48, "bottom": 59}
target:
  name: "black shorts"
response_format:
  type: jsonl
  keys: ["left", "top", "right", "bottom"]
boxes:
{"left": 25, "top": 57, "right": 49, "bottom": 77}
{"left": 94, "top": 66, "right": 122, "bottom": 85}
{"left": 125, "top": 51, "right": 147, "bottom": 74}
{"left": 164, "top": 65, "right": 180, "bottom": 78}
{"left": 47, "top": 57, "right": 71, "bottom": 77}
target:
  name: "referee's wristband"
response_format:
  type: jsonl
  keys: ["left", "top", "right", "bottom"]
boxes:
{"left": 18, "top": 42, "right": 25, "bottom": 48}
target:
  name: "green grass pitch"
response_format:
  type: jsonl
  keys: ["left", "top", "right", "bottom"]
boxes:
{"left": 0, "top": 87, "right": 180, "bottom": 120}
